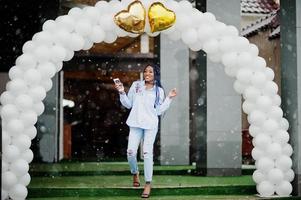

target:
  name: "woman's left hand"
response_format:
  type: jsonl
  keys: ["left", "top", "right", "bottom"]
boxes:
{"left": 168, "top": 88, "right": 177, "bottom": 98}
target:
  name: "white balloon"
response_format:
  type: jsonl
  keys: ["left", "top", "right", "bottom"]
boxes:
{"left": 253, "top": 134, "right": 271, "bottom": 150}
{"left": 267, "top": 106, "right": 283, "bottom": 120}
{"left": 175, "top": 13, "right": 192, "bottom": 31}
{"left": 257, "top": 181, "right": 275, "bottom": 197}
{"left": 251, "top": 57, "right": 266, "bottom": 71}
{"left": 2, "top": 160, "right": 9, "bottom": 173}
{"left": 104, "top": 32, "right": 118, "bottom": 43}
{"left": 251, "top": 71, "right": 267, "bottom": 89}
{"left": 41, "top": 79, "right": 53, "bottom": 92}
{"left": 235, "top": 37, "right": 250, "bottom": 52}
{"left": 95, "top": 1, "right": 109, "bottom": 13}
{"left": 2, "top": 171, "right": 18, "bottom": 190}
{"left": 272, "top": 95, "right": 281, "bottom": 107}
{"left": 263, "top": 81, "right": 278, "bottom": 96}
{"left": 22, "top": 40, "right": 36, "bottom": 53}
{"left": 15, "top": 94, "right": 33, "bottom": 111}
{"left": 224, "top": 25, "right": 239, "bottom": 36}
{"left": 279, "top": 118, "right": 289, "bottom": 131}
{"left": 255, "top": 95, "right": 272, "bottom": 112}
{"left": 9, "top": 184, "right": 28, "bottom": 200}
{"left": 272, "top": 130, "right": 290, "bottom": 146}
{"left": 181, "top": 28, "right": 198, "bottom": 45}
{"left": 237, "top": 52, "right": 253, "bottom": 67}
{"left": 275, "top": 181, "right": 292, "bottom": 196}
{"left": 82, "top": 39, "right": 94, "bottom": 50}
{"left": 22, "top": 149, "right": 34, "bottom": 163}
{"left": 54, "top": 30, "right": 72, "bottom": 47}
{"left": 33, "top": 102, "right": 45, "bottom": 116}
{"left": 266, "top": 143, "right": 282, "bottom": 159}
{"left": 262, "top": 119, "right": 279, "bottom": 133}
{"left": 69, "top": 33, "right": 85, "bottom": 51}
{"left": 268, "top": 168, "right": 284, "bottom": 184}
{"left": 89, "top": 26, "right": 105, "bottom": 43}
{"left": 51, "top": 45, "right": 67, "bottom": 63}
{"left": 253, "top": 170, "right": 266, "bottom": 184}
{"left": 202, "top": 12, "right": 216, "bottom": 23}
{"left": 42, "top": 20, "right": 57, "bottom": 33}
{"left": 256, "top": 157, "right": 275, "bottom": 173}
{"left": 197, "top": 24, "right": 215, "bottom": 42}
{"left": 9, "top": 66, "right": 24, "bottom": 80}
{"left": 236, "top": 68, "right": 253, "bottom": 84}
{"left": 68, "top": 7, "right": 83, "bottom": 21}
{"left": 251, "top": 147, "right": 265, "bottom": 160}
{"left": 2, "top": 144, "right": 21, "bottom": 162}
{"left": 203, "top": 38, "right": 219, "bottom": 55}
{"left": 275, "top": 156, "right": 292, "bottom": 171}
{"left": 7, "top": 79, "right": 28, "bottom": 95}
{"left": 282, "top": 144, "right": 293, "bottom": 157}
{"left": 219, "top": 36, "right": 235, "bottom": 52}
{"left": 37, "top": 62, "right": 56, "bottom": 79}
{"left": 1, "top": 104, "right": 19, "bottom": 120}
{"left": 24, "top": 126, "right": 38, "bottom": 140}
{"left": 64, "top": 49, "right": 74, "bottom": 62}
{"left": 83, "top": 6, "right": 101, "bottom": 25}
{"left": 19, "top": 110, "right": 38, "bottom": 127}
{"left": 34, "top": 45, "right": 51, "bottom": 63}
{"left": 33, "top": 31, "right": 54, "bottom": 46}
{"left": 75, "top": 19, "right": 92, "bottom": 36}
{"left": 7, "top": 119, "right": 24, "bottom": 135}
{"left": 283, "top": 169, "right": 295, "bottom": 182}
{"left": 248, "top": 43, "right": 259, "bottom": 56}
{"left": 222, "top": 52, "right": 238, "bottom": 68}
{"left": 0, "top": 91, "right": 15, "bottom": 105}
{"left": 178, "top": 0, "right": 193, "bottom": 12}
{"left": 249, "top": 125, "right": 261, "bottom": 137}
{"left": 189, "top": 42, "right": 203, "bottom": 52}
{"left": 99, "top": 14, "right": 115, "bottom": 31}
{"left": 16, "top": 54, "right": 37, "bottom": 70}
{"left": 233, "top": 80, "right": 247, "bottom": 94}
{"left": 56, "top": 15, "right": 76, "bottom": 32}
{"left": 12, "top": 134, "right": 31, "bottom": 151}
{"left": 264, "top": 67, "right": 275, "bottom": 81}
{"left": 24, "top": 68, "right": 42, "bottom": 85}
{"left": 28, "top": 86, "right": 47, "bottom": 102}
{"left": 244, "top": 86, "right": 261, "bottom": 102}
{"left": 249, "top": 110, "right": 267, "bottom": 126}
{"left": 19, "top": 173, "right": 31, "bottom": 186}
{"left": 10, "top": 159, "right": 29, "bottom": 177}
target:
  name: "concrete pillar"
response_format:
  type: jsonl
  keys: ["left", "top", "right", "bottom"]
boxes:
{"left": 280, "top": 0, "right": 301, "bottom": 196}
{"left": 160, "top": 29, "right": 190, "bottom": 165}
{"left": 196, "top": 0, "right": 242, "bottom": 176}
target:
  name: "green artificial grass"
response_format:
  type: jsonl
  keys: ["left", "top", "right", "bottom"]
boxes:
{"left": 28, "top": 195, "right": 260, "bottom": 200}
{"left": 29, "top": 175, "right": 254, "bottom": 188}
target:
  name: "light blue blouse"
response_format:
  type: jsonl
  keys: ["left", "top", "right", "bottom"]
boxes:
{"left": 119, "top": 80, "right": 172, "bottom": 130}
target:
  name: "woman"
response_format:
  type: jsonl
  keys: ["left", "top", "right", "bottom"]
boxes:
{"left": 115, "top": 64, "right": 177, "bottom": 198}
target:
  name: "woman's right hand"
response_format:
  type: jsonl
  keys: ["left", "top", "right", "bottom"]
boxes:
{"left": 115, "top": 83, "right": 125, "bottom": 94}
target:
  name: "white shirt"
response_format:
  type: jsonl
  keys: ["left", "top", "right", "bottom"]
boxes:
{"left": 119, "top": 80, "right": 172, "bottom": 129}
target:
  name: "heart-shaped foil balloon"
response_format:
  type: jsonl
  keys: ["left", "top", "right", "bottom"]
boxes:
{"left": 148, "top": 2, "right": 176, "bottom": 33}
{"left": 114, "top": 1, "right": 146, "bottom": 34}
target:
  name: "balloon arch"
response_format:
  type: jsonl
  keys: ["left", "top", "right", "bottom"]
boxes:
{"left": 0, "top": 0, "right": 295, "bottom": 199}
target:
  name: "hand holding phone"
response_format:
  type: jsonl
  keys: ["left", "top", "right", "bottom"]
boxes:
{"left": 113, "top": 78, "right": 125, "bottom": 94}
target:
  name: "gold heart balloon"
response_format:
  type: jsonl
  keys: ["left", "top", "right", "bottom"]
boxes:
{"left": 114, "top": 1, "right": 146, "bottom": 34}
{"left": 148, "top": 2, "right": 176, "bottom": 33}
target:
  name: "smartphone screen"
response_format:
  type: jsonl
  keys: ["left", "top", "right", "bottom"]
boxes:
{"left": 113, "top": 78, "right": 121, "bottom": 84}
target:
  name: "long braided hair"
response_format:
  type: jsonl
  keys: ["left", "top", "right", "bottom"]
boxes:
{"left": 143, "top": 64, "right": 165, "bottom": 108}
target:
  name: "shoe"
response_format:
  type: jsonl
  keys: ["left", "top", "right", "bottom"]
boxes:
{"left": 133, "top": 172, "right": 140, "bottom": 187}
{"left": 141, "top": 183, "right": 151, "bottom": 198}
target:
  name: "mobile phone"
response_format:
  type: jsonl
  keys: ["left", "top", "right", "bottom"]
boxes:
{"left": 113, "top": 78, "right": 121, "bottom": 84}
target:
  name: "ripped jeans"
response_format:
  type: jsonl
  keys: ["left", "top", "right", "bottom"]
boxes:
{"left": 127, "top": 126, "right": 158, "bottom": 182}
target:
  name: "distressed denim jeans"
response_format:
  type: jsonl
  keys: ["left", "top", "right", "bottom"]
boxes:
{"left": 127, "top": 126, "right": 158, "bottom": 182}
